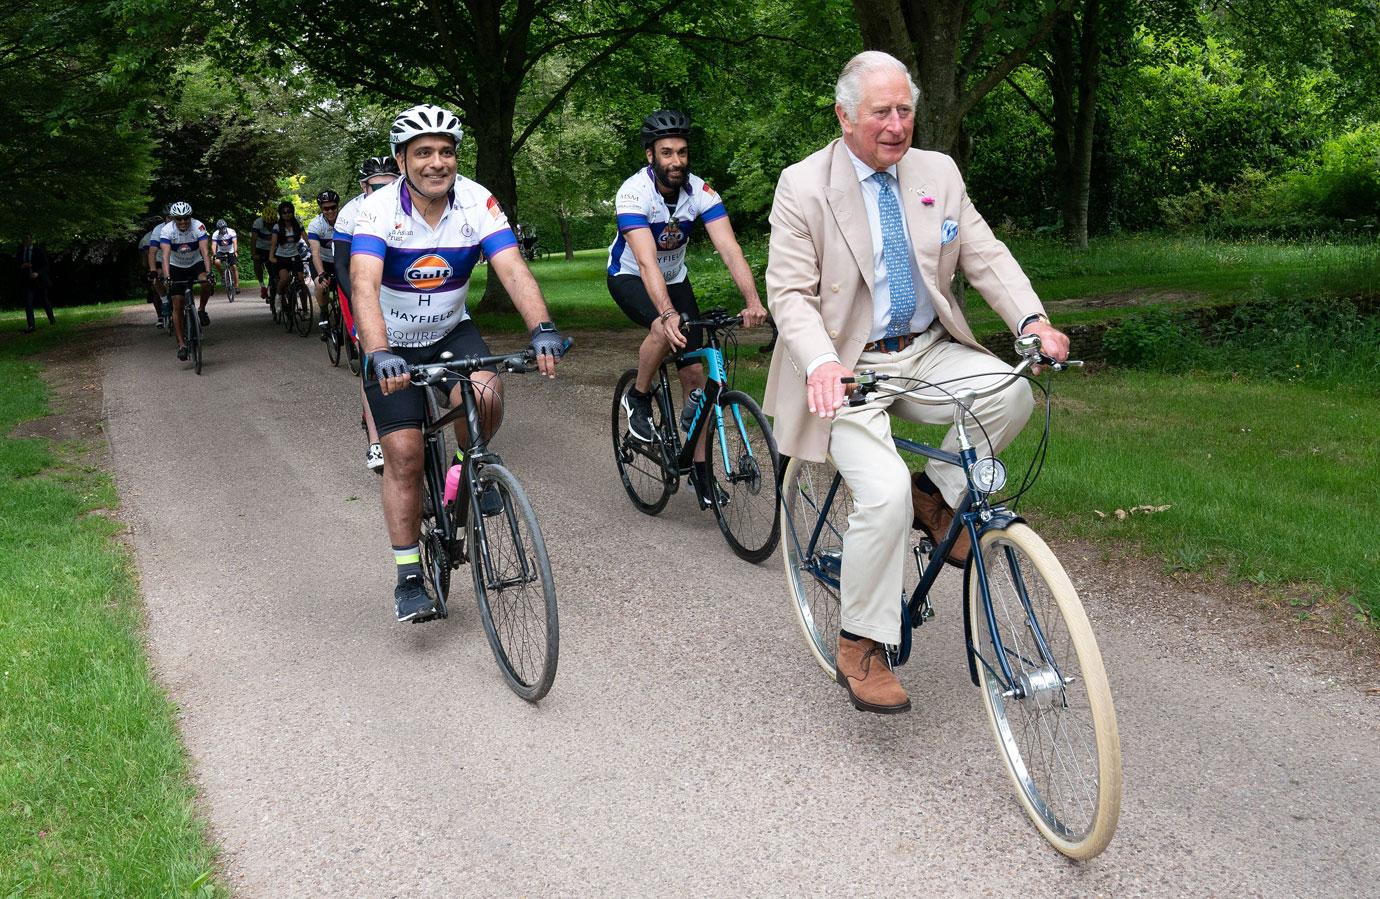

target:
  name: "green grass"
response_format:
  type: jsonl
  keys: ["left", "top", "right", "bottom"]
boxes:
{"left": 0, "top": 313, "right": 222, "bottom": 897}
{"left": 467, "top": 235, "right": 1380, "bottom": 340}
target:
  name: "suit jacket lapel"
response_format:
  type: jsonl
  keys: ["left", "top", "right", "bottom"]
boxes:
{"left": 823, "top": 141, "right": 875, "bottom": 293}
{"left": 897, "top": 152, "right": 946, "bottom": 308}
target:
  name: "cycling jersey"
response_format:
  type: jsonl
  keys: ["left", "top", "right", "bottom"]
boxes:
{"left": 139, "top": 227, "right": 164, "bottom": 265}
{"left": 158, "top": 219, "right": 209, "bottom": 268}
{"left": 333, "top": 193, "right": 366, "bottom": 246}
{"left": 271, "top": 220, "right": 304, "bottom": 257}
{"left": 606, "top": 167, "right": 727, "bottom": 283}
{"left": 352, "top": 175, "right": 518, "bottom": 348}
{"left": 307, "top": 214, "right": 335, "bottom": 263}
{"left": 212, "top": 227, "right": 237, "bottom": 255}
{"left": 252, "top": 216, "right": 273, "bottom": 251}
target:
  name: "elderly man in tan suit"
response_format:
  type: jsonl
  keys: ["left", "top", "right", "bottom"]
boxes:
{"left": 764, "top": 51, "right": 1070, "bottom": 714}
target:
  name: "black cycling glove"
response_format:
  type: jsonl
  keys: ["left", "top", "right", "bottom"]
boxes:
{"left": 365, "top": 349, "right": 409, "bottom": 382}
{"left": 529, "top": 321, "right": 566, "bottom": 360}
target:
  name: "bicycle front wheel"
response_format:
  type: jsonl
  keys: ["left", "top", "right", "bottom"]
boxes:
{"left": 967, "top": 523, "right": 1121, "bottom": 859}
{"left": 326, "top": 302, "right": 342, "bottom": 366}
{"left": 780, "top": 455, "right": 848, "bottom": 679}
{"left": 611, "top": 369, "right": 672, "bottom": 515}
{"left": 709, "top": 390, "right": 781, "bottom": 563}
{"left": 468, "top": 464, "right": 558, "bottom": 702}
{"left": 293, "top": 283, "right": 313, "bottom": 337}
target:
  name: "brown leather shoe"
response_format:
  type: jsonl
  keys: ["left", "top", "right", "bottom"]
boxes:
{"left": 911, "top": 473, "right": 970, "bottom": 569}
{"left": 835, "top": 636, "right": 910, "bottom": 714}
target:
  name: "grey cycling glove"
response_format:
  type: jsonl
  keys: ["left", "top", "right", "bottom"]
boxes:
{"left": 365, "top": 349, "right": 409, "bottom": 381}
{"left": 529, "top": 322, "right": 566, "bottom": 360}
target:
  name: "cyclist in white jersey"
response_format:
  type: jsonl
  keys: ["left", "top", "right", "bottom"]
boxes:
{"left": 308, "top": 189, "right": 338, "bottom": 333}
{"left": 351, "top": 103, "right": 567, "bottom": 623}
{"left": 158, "top": 201, "right": 213, "bottom": 361}
{"left": 252, "top": 207, "right": 274, "bottom": 299}
{"left": 335, "top": 155, "right": 400, "bottom": 473}
{"left": 608, "top": 109, "right": 766, "bottom": 507}
{"left": 267, "top": 201, "right": 307, "bottom": 308}
{"left": 210, "top": 219, "right": 239, "bottom": 299}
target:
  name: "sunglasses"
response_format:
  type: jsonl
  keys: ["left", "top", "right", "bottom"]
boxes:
{"left": 365, "top": 178, "right": 394, "bottom": 191}
{"left": 320, "top": 204, "right": 339, "bottom": 211}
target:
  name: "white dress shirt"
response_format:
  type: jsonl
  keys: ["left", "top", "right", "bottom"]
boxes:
{"left": 805, "top": 145, "right": 936, "bottom": 376}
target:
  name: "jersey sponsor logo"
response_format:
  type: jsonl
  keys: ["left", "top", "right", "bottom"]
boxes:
{"left": 656, "top": 219, "right": 686, "bottom": 251}
{"left": 486, "top": 196, "right": 502, "bottom": 219}
{"left": 405, "top": 254, "right": 453, "bottom": 290}
{"left": 702, "top": 183, "right": 717, "bottom": 196}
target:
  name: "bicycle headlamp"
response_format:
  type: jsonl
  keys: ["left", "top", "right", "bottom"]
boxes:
{"left": 972, "top": 457, "right": 1007, "bottom": 494}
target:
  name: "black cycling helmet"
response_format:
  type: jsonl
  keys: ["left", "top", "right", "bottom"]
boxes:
{"left": 641, "top": 109, "right": 691, "bottom": 149}
{"left": 317, "top": 189, "right": 340, "bottom": 205}
{"left": 358, "top": 155, "right": 401, "bottom": 179}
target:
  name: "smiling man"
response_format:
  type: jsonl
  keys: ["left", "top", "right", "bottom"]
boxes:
{"left": 764, "top": 51, "right": 1070, "bottom": 714}
{"left": 349, "top": 104, "right": 567, "bottom": 623}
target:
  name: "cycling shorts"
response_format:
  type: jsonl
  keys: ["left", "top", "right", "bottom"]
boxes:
{"left": 272, "top": 256, "right": 302, "bottom": 277}
{"left": 168, "top": 262, "right": 207, "bottom": 286}
{"left": 607, "top": 273, "right": 703, "bottom": 367}
{"left": 363, "top": 319, "right": 497, "bottom": 438}
{"left": 214, "top": 252, "right": 236, "bottom": 265}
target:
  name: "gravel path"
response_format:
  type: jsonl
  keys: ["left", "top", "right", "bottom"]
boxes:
{"left": 95, "top": 299, "right": 1379, "bottom": 897}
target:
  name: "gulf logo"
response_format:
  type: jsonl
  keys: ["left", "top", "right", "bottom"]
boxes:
{"left": 405, "top": 254, "right": 453, "bottom": 290}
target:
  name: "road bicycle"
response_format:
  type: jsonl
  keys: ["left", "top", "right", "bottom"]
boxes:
{"left": 283, "top": 266, "right": 313, "bottom": 338}
{"left": 779, "top": 334, "right": 1121, "bottom": 859}
{"left": 611, "top": 308, "right": 781, "bottom": 563}
{"left": 164, "top": 277, "right": 205, "bottom": 375}
{"left": 319, "top": 273, "right": 354, "bottom": 368}
{"left": 215, "top": 252, "right": 239, "bottom": 303}
{"left": 407, "top": 343, "right": 568, "bottom": 702}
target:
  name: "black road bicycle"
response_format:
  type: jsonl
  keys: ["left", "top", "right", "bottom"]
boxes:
{"left": 407, "top": 344, "right": 568, "bottom": 702}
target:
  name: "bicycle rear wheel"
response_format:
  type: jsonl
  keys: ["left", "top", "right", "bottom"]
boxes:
{"left": 293, "top": 282, "right": 313, "bottom": 336}
{"left": 709, "top": 390, "right": 781, "bottom": 563}
{"left": 326, "top": 301, "right": 342, "bottom": 366}
{"left": 967, "top": 523, "right": 1121, "bottom": 859}
{"left": 611, "top": 369, "right": 672, "bottom": 515}
{"left": 780, "top": 455, "right": 848, "bottom": 679}
{"left": 468, "top": 464, "right": 558, "bottom": 702}
{"left": 281, "top": 287, "right": 295, "bottom": 332}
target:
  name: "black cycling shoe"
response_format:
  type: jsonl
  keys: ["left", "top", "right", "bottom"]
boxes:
{"left": 318, "top": 320, "right": 329, "bottom": 340}
{"left": 176, "top": 345, "right": 189, "bottom": 361}
{"left": 198, "top": 308, "right": 210, "bottom": 326}
{"left": 622, "top": 390, "right": 656, "bottom": 443}
{"left": 692, "top": 472, "right": 731, "bottom": 510}
{"left": 394, "top": 575, "right": 435, "bottom": 623}
{"left": 479, "top": 483, "right": 504, "bottom": 517}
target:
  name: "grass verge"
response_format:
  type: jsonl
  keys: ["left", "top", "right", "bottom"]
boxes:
{"left": 0, "top": 311, "right": 222, "bottom": 897}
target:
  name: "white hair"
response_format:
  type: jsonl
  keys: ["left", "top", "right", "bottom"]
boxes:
{"left": 835, "top": 51, "right": 920, "bottom": 122}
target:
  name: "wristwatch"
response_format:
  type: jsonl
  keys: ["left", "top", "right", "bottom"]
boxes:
{"left": 531, "top": 320, "right": 557, "bottom": 336}
{"left": 1018, "top": 312, "right": 1049, "bottom": 334}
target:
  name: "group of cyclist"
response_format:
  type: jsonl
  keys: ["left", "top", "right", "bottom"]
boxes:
{"left": 131, "top": 83, "right": 1062, "bottom": 658}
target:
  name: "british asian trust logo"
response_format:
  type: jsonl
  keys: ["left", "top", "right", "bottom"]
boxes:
{"left": 405, "top": 254, "right": 453, "bottom": 290}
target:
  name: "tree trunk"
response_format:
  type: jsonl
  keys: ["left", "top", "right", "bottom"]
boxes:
{"left": 558, "top": 212, "right": 574, "bottom": 261}
{"left": 1047, "top": 1, "right": 1101, "bottom": 248}
{"left": 471, "top": 115, "right": 520, "bottom": 314}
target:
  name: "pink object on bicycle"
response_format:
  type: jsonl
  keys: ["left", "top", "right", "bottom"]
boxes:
{"left": 443, "top": 464, "right": 462, "bottom": 505}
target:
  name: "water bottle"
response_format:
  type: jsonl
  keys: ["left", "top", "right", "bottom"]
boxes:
{"left": 681, "top": 388, "right": 705, "bottom": 433}
{"left": 442, "top": 463, "right": 463, "bottom": 505}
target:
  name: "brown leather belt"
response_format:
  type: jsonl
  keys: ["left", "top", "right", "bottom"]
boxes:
{"left": 863, "top": 333, "right": 919, "bottom": 353}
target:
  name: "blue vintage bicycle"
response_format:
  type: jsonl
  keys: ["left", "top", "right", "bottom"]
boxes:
{"left": 611, "top": 308, "right": 781, "bottom": 563}
{"left": 779, "top": 334, "right": 1121, "bottom": 859}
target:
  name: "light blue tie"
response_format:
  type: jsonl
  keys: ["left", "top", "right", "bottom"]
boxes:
{"left": 871, "top": 172, "right": 916, "bottom": 337}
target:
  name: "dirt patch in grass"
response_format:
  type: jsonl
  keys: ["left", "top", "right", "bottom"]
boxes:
{"left": 1048, "top": 288, "right": 1207, "bottom": 311}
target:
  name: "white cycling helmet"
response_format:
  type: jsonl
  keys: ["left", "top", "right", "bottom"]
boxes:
{"left": 390, "top": 104, "right": 463, "bottom": 153}
{"left": 169, "top": 201, "right": 193, "bottom": 217}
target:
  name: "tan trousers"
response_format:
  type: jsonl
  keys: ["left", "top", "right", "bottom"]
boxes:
{"left": 827, "top": 324, "right": 1034, "bottom": 644}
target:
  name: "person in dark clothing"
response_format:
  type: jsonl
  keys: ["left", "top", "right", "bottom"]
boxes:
{"left": 16, "top": 234, "right": 54, "bottom": 332}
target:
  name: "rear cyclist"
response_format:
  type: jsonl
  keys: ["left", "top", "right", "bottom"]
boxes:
{"left": 335, "top": 155, "right": 401, "bottom": 473}
{"left": 351, "top": 103, "right": 567, "bottom": 622}
{"left": 157, "top": 201, "right": 213, "bottom": 361}
{"left": 608, "top": 109, "right": 767, "bottom": 507}
{"left": 252, "top": 206, "right": 274, "bottom": 300}
{"left": 267, "top": 201, "right": 307, "bottom": 310}
{"left": 308, "top": 189, "right": 339, "bottom": 338}
{"left": 211, "top": 219, "right": 239, "bottom": 299}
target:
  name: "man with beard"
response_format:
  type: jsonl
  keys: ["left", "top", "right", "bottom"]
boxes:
{"left": 606, "top": 109, "right": 766, "bottom": 509}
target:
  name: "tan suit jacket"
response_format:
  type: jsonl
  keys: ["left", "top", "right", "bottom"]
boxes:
{"left": 764, "top": 139, "right": 1044, "bottom": 462}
